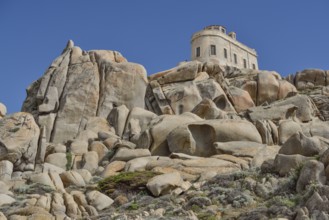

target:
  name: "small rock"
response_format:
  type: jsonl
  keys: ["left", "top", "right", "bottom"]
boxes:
{"left": 89, "top": 141, "right": 109, "bottom": 162}
{"left": 60, "top": 170, "right": 86, "bottom": 187}
{"left": 45, "top": 153, "right": 68, "bottom": 170}
{"left": 114, "top": 195, "right": 129, "bottom": 206}
{"left": 70, "top": 140, "right": 88, "bottom": 155}
{"left": 86, "top": 190, "right": 114, "bottom": 211}
{"left": 274, "top": 154, "right": 311, "bottom": 176}
{"left": 0, "top": 194, "right": 15, "bottom": 206}
{"left": 152, "top": 208, "right": 165, "bottom": 217}
{"left": 279, "top": 132, "right": 323, "bottom": 156}
{"left": 76, "top": 169, "right": 92, "bottom": 184}
{"left": 146, "top": 172, "right": 183, "bottom": 196}
{"left": 102, "top": 161, "right": 126, "bottom": 178}
{"left": 296, "top": 160, "right": 326, "bottom": 193}
{"left": 29, "top": 173, "right": 56, "bottom": 189}
{"left": 81, "top": 151, "right": 99, "bottom": 174}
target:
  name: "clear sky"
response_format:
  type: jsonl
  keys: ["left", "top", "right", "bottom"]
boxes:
{"left": 1, "top": 1, "right": 328, "bottom": 113}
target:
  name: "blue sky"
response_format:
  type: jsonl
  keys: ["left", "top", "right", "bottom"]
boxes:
{"left": 1, "top": 1, "right": 328, "bottom": 113}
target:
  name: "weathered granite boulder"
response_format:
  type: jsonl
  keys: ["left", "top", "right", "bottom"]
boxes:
{"left": 86, "top": 190, "right": 114, "bottom": 211}
{"left": 278, "top": 119, "right": 303, "bottom": 145}
{"left": 60, "top": 170, "right": 86, "bottom": 187}
{"left": 145, "top": 61, "right": 235, "bottom": 115}
{"left": 255, "top": 119, "right": 278, "bottom": 145}
{"left": 279, "top": 132, "right": 323, "bottom": 156}
{"left": 45, "top": 153, "right": 68, "bottom": 170}
{"left": 102, "top": 161, "right": 126, "bottom": 177}
{"left": 191, "top": 98, "right": 228, "bottom": 119}
{"left": 0, "top": 194, "right": 15, "bottom": 207}
{"left": 138, "top": 112, "right": 203, "bottom": 155}
{"left": 301, "top": 119, "right": 329, "bottom": 140}
{"left": 246, "top": 104, "right": 297, "bottom": 123}
{"left": 225, "top": 68, "right": 297, "bottom": 106}
{"left": 274, "top": 154, "right": 312, "bottom": 176}
{"left": 271, "top": 95, "right": 317, "bottom": 122}
{"left": 81, "top": 151, "right": 99, "bottom": 174}
{"left": 228, "top": 86, "right": 255, "bottom": 112}
{"left": 167, "top": 119, "right": 262, "bottom": 157}
{"left": 294, "top": 69, "right": 328, "bottom": 90}
{"left": 108, "top": 105, "right": 130, "bottom": 137}
{"left": 0, "top": 112, "right": 40, "bottom": 171}
{"left": 22, "top": 40, "right": 148, "bottom": 144}
{"left": 296, "top": 160, "right": 326, "bottom": 193}
{"left": 122, "top": 107, "right": 158, "bottom": 143}
{"left": 146, "top": 172, "right": 183, "bottom": 196}
{"left": 0, "top": 103, "right": 6, "bottom": 118}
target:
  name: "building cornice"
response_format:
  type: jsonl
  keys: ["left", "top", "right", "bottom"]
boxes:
{"left": 191, "top": 30, "right": 257, "bottom": 57}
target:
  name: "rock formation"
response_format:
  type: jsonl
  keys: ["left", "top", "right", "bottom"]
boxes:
{"left": 0, "top": 41, "right": 328, "bottom": 219}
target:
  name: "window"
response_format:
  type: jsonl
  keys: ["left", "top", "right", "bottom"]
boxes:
{"left": 196, "top": 47, "right": 200, "bottom": 57}
{"left": 221, "top": 27, "right": 226, "bottom": 34}
{"left": 243, "top": 59, "right": 247, "bottom": 68}
{"left": 224, "top": 48, "right": 227, "bottom": 59}
{"left": 234, "top": 54, "right": 237, "bottom": 64}
{"left": 210, "top": 45, "right": 216, "bottom": 55}
{"left": 252, "top": 64, "right": 256, "bottom": 70}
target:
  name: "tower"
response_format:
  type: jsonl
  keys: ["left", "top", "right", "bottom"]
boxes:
{"left": 191, "top": 25, "right": 258, "bottom": 69}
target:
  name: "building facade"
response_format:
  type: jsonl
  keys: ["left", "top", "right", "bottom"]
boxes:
{"left": 191, "top": 25, "right": 258, "bottom": 70}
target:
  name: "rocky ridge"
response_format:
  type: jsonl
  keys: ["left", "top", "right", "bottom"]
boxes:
{"left": 0, "top": 41, "right": 328, "bottom": 219}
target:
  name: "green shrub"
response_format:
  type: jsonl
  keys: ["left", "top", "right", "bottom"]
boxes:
{"left": 98, "top": 171, "right": 160, "bottom": 196}
{"left": 66, "top": 152, "right": 73, "bottom": 170}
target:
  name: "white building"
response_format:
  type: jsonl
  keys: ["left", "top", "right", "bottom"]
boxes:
{"left": 191, "top": 25, "right": 258, "bottom": 70}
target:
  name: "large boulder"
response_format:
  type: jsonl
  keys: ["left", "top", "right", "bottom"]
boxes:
{"left": 296, "top": 160, "right": 326, "bottom": 193}
{"left": 138, "top": 112, "right": 203, "bottom": 156}
{"left": 255, "top": 119, "right": 278, "bottom": 145}
{"left": 257, "top": 71, "right": 280, "bottom": 105}
{"left": 191, "top": 98, "right": 228, "bottom": 120}
{"left": 122, "top": 107, "right": 157, "bottom": 143}
{"left": 228, "top": 86, "right": 255, "bottom": 112}
{"left": 146, "top": 172, "right": 183, "bottom": 196}
{"left": 272, "top": 95, "right": 317, "bottom": 122}
{"left": 278, "top": 119, "right": 303, "bottom": 145}
{"left": 274, "top": 154, "right": 312, "bottom": 176}
{"left": 226, "top": 68, "right": 297, "bottom": 105}
{"left": 145, "top": 61, "right": 235, "bottom": 115}
{"left": 167, "top": 119, "right": 262, "bottom": 157}
{"left": 294, "top": 69, "right": 328, "bottom": 90}
{"left": 279, "top": 132, "right": 323, "bottom": 156}
{"left": 86, "top": 190, "right": 114, "bottom": 211}
{"left": 0, "top": 112, "right": 40, "bottom": 171}
{"left": 301, "top": 119, "right": 329, "bottom": 140}
{"left": 22, "top": 41, "right": 148, "bottom": 144}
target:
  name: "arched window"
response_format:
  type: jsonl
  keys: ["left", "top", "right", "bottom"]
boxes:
{"left": 224, "top": 48, "right": 227, "bottom": 59}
